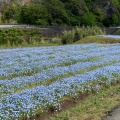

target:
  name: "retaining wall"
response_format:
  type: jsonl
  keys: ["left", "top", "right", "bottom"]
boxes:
{"left": 0, "top": 24, "right": 120, "bottom": 37}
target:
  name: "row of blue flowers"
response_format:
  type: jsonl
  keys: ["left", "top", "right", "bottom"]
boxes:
{"left": 0, "top": 43, "right": 120, "bottom": 119}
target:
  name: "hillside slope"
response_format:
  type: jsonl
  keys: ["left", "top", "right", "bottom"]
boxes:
{"left": 0, "top": 0, "right": 120, "bottom": 27}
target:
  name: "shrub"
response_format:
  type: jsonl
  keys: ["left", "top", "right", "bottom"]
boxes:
{"left": 0, "top": 28, "right": 41, "bottom": 47}
{"left": 61, "top": 26, "right": 105, "bottom": 44}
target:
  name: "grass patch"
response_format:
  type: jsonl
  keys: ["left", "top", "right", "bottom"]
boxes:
{"left": 0, "top": 41, "right": 58, "bottom": 49}
{"left": 49, "top": 82, "right": 120, "bottom": 120}
{"left": 75, "top": 36, "right": 120, "bottom": 44}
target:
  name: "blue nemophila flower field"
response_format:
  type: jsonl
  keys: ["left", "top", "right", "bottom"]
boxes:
{"left": 0, "top": 44, "right": 120, "bottom": 120}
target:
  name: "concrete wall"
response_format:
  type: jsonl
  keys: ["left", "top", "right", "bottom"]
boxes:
{"left": 0, "top": 24, "right": 120, "bottom": 37}
{"left": 0, "top": 24, "right": 74, "bottom": 37}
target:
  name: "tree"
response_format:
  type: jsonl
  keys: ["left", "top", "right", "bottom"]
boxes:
{"left": 93, "top": 7, "right": 104, "bottom": 26}
{"left": 43, "top": 0, "right": 70, "bottom": 25}
{"left": 19, "top": 4, "right": 50, "bottom": 25}
{"left": 81, "top": 13, "right": 97, "bottom": 26}
{"left": 111, "top": 13, "right": 119, "bottom": 26}
{"left": 2, "top": 2, "right": 21, "bottom": 23}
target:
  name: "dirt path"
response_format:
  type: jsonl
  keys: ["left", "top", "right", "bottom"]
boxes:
{"left": 102, "top": 105, "right": 120, "bottom": 120}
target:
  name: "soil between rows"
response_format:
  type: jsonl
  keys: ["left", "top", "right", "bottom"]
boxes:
{"left": 24, "top": 82, "right": 120, "bottom": 120}
{"left": 27, "top": 92, "right": 89, "bottom": 120}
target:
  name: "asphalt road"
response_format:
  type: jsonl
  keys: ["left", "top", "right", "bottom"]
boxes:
{"left": 102, "top": 105, "right": 120, "bottom": 120}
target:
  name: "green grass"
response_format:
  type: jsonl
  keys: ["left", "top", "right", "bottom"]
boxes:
{"left": 75, "top": 36, "right": 120, "bottom": 44}
{"left": 0, "top": 37, "right": 61, "bottom": 49}
{"left": 49, "top": 82, "right": 120, "bottom": 120}
{"left": 0, "top": 42, "right": 58, "bottom": 49}
{"left": 1, "top": 35, "right": 120, "bottom": 49}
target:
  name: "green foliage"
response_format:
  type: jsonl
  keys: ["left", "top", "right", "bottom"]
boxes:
{"left": 2, "top": 2, "right": 21, "bottom": 23}
{"left": 67, "top": 0, "right": 88, "bottom": 16}
{"left": 0, "top": 28, "right": 24, "bottom": 45}
{"left": 94, "top": 7, "right": 104, "bottom": 26}
{"left": 111, "top": 13, "right": 119, "bottom": 26}
{"left": 35, "top": 19, "right": 48, "bottom": 25}
{"left": 19, "top": 4, "right": 49, "bottom": 25}
{"left": 24, "top": 28, "right": 41, "bottom": 43}
{"left": 0, "top": 28, "right": 41, "bottom": 47}
{"left": 43, "top": 0, "right": 70, "bottom": 25}
{"left": 81, "top": 13, "right": 97, "bottom": 26}
{"left": 61, "top": 30, "right": 75, "bottom": 44}
{"left": 61, "top": 26, "right": 104, "bottom": 44}
{"left": 103, "top": 13, "right": 120, "bottom": 27}
{"left": 1, "top": 0, "right": 120, "bottom": 26}
{"left": 111, "top": 0, "right": 120, "bottom": 8}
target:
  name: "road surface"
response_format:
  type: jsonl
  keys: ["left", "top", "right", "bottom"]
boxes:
{"left": 102, "top": 105, "right": 120, "bottom": 120}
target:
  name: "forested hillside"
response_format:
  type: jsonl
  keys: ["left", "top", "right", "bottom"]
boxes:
{"left": 0, "top": 0, "right": 120, "bottom": 27}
